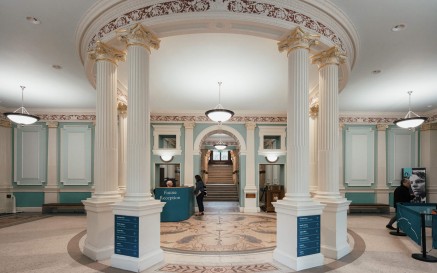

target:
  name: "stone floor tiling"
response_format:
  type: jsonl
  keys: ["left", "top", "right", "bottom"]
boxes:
{"left": 156, "top": 263, "right": 279, "bottom": 273}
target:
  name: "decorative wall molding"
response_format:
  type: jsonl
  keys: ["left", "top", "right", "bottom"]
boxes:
{"left": 14, "top": 124, "right": 48, "bottom": 186}
{"left": 60, "top": 124, "right": 93, "bottom": 186}
{"left": 344, "top": 126, "right": 375, "bottom": 187}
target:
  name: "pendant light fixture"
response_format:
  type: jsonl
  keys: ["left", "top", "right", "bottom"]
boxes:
{"left": 394, "top": 91, "right": 427, "bottom": 129}
{"left": 4, "top": 86, "right": 40, "bottom": 125}
{"left": 205, "top": 81, "right": 234, "bottom": 123}
{"left": 213, "top": 122, "right": 227, "bottom": 150}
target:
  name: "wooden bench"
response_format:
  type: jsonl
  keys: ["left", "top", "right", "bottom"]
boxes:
{"left": 42, "top": 203, "right": 85, "bottom": 214}
{"left": 349, "top": 203, "right": 390, "bottom": 214}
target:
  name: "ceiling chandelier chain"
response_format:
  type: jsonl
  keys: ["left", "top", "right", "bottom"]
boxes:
{"left": 394, "top": 90, "right": 427, "bottom": 129}
{"left": 4, "top": 86, "right": 40, "bottom": 125}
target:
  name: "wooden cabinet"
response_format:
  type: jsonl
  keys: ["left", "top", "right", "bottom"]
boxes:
{"left": 261, "top": 185, "right": 284, "bottom": 212}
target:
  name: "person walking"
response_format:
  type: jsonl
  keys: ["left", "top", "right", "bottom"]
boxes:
{"left": 386, "top": 178, "right": 414, "bottom": 230}
{"left": 194, "top": 175, "right": 206, "bottom": 216}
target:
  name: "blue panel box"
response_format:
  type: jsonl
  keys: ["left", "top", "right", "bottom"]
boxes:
{"left": 154, "top": 186, "right": 195, "bottom": 222}
{"left": 114, "top": 215, "right": 139, "bottom": 258}
{"left": 297, "top": 215, "right": 320, "bottom": 257}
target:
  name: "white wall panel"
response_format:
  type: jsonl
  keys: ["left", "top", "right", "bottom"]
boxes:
{"left": 60, "top": 125, "right": 92, "bottom": 185}
{"left": 345, "top": 126, "right": 375, "bottom": 186}
{"left": 14, "top": 125, "right": 47, "bottom": 185}
{"left": 387, "top": 127, "right": 417, "bottom": 186}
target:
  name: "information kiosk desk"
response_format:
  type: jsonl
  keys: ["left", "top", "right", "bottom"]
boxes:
{"left": 154, "top": 186, "right": 194, "bottom": 222}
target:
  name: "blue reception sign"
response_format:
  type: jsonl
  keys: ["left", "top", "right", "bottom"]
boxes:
{"left": 114, "top": 215, "right": 139, "bottom": 258}
{"left": 297, "top": 215, "right": 321, "bottom": 257}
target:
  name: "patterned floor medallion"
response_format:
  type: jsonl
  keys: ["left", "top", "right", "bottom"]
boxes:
{"left": 157, "top": 263, "right": 279, "bottom": 273}
{"left": 161, "top": 214, "right": 276, "bottom": 254}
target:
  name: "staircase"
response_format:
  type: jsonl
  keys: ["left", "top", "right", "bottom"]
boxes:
{"left": 207, "top": 165, "right": 233, "bottom": 184}
{"left": 205, "top": 184, "right": 239, "bottom": 201}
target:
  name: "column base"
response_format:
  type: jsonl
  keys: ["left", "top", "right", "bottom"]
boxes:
{"left": 243, "top": 187, "right": 259, "bottom": 213}
{"left": 111, "top": 199, "right": 165, "bottom": 272}
{"left": 82, "top": 196, "right": 122, "bottom": 261}
{"left": 314, "top": 197, "right": 351, "bottom": 259}
{"left": 273, "top": 248, "right": 324, "bottom": 271}
{"left": 44, "top": 186, "right": 59, "bottom": 203}
{"left": 273, "top": 199, "right": 325, "bottom": 271}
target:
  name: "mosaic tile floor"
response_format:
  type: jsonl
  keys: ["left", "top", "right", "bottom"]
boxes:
{"left": 161, "top": 213, "right": 276, "bottom": 254}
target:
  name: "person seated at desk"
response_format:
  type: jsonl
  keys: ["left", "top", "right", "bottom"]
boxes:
{"left": 166, "top": 180, "right": 174, "bottom": 187}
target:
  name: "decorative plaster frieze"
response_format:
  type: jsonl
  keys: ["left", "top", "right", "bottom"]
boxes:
{"left": 88, "top": 41, "right": 126, "bottom": 64}
{"left": 86, "top": 0, "right": 346, "bottom": 53}
{"left": 117, "top": 23, "right": 160, "bottom": 51}
{"left": 37, "top": 114, "right": 96, "bottom": 121}
{"left": 278, "top": 26, "right": 319, "bottom": 53}
{"left": 421, "top": 122, "right": 437, "bottom": 131}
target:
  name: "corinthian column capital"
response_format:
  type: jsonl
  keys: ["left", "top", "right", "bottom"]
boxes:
{"left": 309, "top": 104, "right": 319, "bottom": 119}
{"left": 245, "top": 122, "right": 256, "bottom": 131}
{"left": 117, "top": 102, "right": 127, "bottom": 118}
{"left": 117, "top": 23, "right": 160, "bottom": 52}
{"left": 278, "top": 27, "right": 320, "bottom": 54}
{"left": 88, "top": 41, "right": 126, "bottom": 64}
{"left": 311, "top": 46, "right": 346, "bottom": 68}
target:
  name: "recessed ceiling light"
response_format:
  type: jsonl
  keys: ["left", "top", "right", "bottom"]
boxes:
{"left": 372, "top": 69, "right": 381, "bottom": 74}
{"left": 52, "top": 64, "right": 62, "bottom": 70}
{"left": 391, "top": 24, "right": 406, "bottom": 32}
{"left": 26, "top": 16, "right": 41, "bottom": 25}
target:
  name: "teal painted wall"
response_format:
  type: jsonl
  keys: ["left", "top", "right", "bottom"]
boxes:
{"left": 345, "top": 192, "right": 375, "bottom": 204}
{"left": 59, "top": 192, "right": 91, "bottom": 203}
{"left": 14, "top": 192, "right": 44, "bottom": 207}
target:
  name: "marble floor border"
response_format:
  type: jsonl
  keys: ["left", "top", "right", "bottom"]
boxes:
{"left": 67, "top": 228, "right": 365, "bottom": 273}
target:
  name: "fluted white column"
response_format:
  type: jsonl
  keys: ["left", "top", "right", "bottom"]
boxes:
{"left": 91, "top": 42, "right": 125, "bottom": 199}
{"left": 112, "top": 23, "right": 164, "bottom": 272}
{"left": 312, "top": 46, "right": 351, "bottom": 260}
{"left": 273, "top": 27, "right": 325, "bottom": 271}
{"left": 45, "top": 121, "right": 59, "bottom": 203}
{"left": 265, "top": 164, "right": 273, "bottom": 184}
{"left": 309, "top": 105, "right": 319, "bottom": 194}
{"left": 83, "top": 41, "right": 125, "bottom": 261}
{"left": 244, "top": 122, "right": 258, "bottom": 212}
{"left": 118, "top": 103, "right": 127, "bottom": 194}
{"left": 184, "top": 121, "right": 195, "bottom": 186}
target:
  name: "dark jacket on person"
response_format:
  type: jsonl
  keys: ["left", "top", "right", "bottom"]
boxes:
{"left": 393, "top": 184, "right": 414, "bottom": 208}
{"left": 194, "top": 178, "right": 205, "bottom": 196}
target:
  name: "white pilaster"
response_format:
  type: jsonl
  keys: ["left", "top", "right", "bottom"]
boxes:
{"left": 312, "top": 46, "right": 351, "bottom": 259}
{"left": 45, "top": 121, "right": 59, "bottom": 203}
{"left": 0, "top": 121, "right": 13, "bottom": 195}
{"left": 274, "top": 27, "right": 325, "bottom": 271}
{"left": 184, "top": 121, "right": 195, "bottom": 187}
{"left": 118, "top": 103, "right": 127, "bottom": 195}
{"left": 112, "top": 23, "right": 164, "bottom": 272}
{"left": 244, "top": 122, "right": 258, "bottom": 213}
{"left": 376, "top": 124, "right": 389, "bottom": 203}
{"left": 420, "top": 123, "right": 437, "bottom": 203}
{"left": 83, "top": 41, "right": 125, "bottom": 261}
